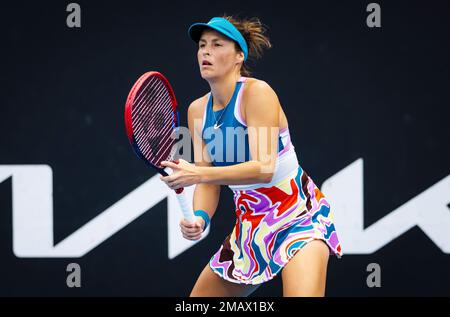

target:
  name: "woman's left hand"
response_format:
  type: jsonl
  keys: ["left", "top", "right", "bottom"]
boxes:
{"left": 160, "top": 159, "right": 201, "bottom": 190}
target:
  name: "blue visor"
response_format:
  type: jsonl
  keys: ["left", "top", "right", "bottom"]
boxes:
{"left": 188, "top": 17, "right": 248, "bottom": 61}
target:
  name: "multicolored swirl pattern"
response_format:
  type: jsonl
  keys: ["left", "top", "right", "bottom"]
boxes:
{"left": 209, "top": 165, "right": 343, "bottom": 285}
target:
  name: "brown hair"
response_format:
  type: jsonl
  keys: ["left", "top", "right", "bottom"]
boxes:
{"left": 221, "top": 14, "right": 272, "bottom": 77}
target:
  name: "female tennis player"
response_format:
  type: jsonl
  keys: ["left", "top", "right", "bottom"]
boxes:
{"left": 160, "top": 15, "right": 343, "bottom": 297}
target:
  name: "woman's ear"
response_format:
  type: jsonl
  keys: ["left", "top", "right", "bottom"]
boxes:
{"left": 236, "top": 51, "right": 245, "bottom": 64}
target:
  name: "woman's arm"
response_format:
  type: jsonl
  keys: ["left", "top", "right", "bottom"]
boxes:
{"left": 198, "top": 80, "right": 281, "bottom": 185}
{"left": 161, "top": 80, "right": 281, "bottom": 187}
{"left": 177, "top": 98, "right": 220, "bottom": 239}
{"left": 192, "top": 183, "right": 220, "bottom": 217}
{"left": 189, "top": 98, "right": 221, "bottom": 217}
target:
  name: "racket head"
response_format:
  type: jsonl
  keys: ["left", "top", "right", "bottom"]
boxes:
{"left": 124, "top": 71, "right": 180, "bottom": 175}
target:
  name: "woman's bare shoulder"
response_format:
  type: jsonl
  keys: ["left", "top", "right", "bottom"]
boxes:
{"left": 188, "top": 93, "right": 210, "bottom": 118}
{"left": 241, "top": 77, "right": 279, "bottom": 107}
{"left": 241, "top": 77, "right": 287, "bottom": 127}
{"left": 242, "top": 77, "right": 276, "bottom": 96}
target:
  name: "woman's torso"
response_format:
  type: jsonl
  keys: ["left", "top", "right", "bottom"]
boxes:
{"left": 200, "top": 77, "right": 292, "bottom": 166}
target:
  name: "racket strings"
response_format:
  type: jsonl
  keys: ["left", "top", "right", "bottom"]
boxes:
{"left": 131, "top": 77, "right": 177, "bottom": 163}
{"left": 132, "top": 78, "right": 172, "bottom": 136}
{"left": 133, "top": 82, "right": 173, "bottom": 137}
{"left": 132, "top": 77, "right": 170, "bottom": 121}
{"left": 133, "top": 85, "right": 175, "bottom": 157}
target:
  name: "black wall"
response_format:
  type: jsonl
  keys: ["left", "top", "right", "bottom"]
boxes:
{"left": 1, "top": 0, "right": 449, "bottom": 296}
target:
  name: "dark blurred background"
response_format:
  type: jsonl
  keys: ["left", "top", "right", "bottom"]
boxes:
{"left": 1, "top": 0, "right": 449, "bottom": 296}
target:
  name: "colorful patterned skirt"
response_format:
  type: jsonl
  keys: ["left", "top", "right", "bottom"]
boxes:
{"left": 209, "top": 164, "right": 343, "bottom": 285}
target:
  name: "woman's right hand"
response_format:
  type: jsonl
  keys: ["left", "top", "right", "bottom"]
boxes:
{"left": 180, "top": 217, "right": 205, "bottom": 241}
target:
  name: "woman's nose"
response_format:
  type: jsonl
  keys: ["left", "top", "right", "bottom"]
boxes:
{"left": 201, "top": 45, "right": 211, "bottom": 55}
{"left": 202, "top": 48, "right": 210, "bottom": 56}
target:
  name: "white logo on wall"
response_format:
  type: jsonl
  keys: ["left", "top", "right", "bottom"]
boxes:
{"left": 0, "top": 165, "right": 206, "bottom": 259}
{"left": 1, "top": 159, "right": 449, "bottom": 259}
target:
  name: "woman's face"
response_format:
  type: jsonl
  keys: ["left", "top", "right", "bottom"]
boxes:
{"left": 197, "top": 29, "right": 244, "bottom": 81}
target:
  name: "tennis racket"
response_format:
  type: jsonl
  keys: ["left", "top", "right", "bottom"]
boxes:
{"left": 124, "top": 71, "right": 195, "bottom": 222}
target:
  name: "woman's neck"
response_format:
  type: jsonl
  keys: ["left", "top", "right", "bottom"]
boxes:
{"left": 208, "top": 72, "right": 242, "bottom": 110}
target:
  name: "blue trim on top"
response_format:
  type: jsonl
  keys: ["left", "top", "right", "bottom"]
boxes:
{"left": 201, "top": 80, "right": 286, "bottom": 167}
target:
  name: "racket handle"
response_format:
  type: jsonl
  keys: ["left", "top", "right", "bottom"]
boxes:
{"left": 175, "top": 188, "right": 195, "bottom": 222}
{"left": 169, "top": 159, "right": 195, "bottom": 222}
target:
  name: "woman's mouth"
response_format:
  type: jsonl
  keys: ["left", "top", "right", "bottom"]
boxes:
{"left": 202, "top": 60, "right": 212, "bottom": 66}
